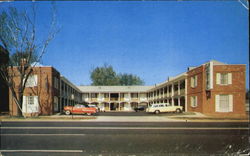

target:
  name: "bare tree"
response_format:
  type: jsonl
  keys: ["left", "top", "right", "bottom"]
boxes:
{"left": 0, "top": 3, "right": 59, "bottom": 117}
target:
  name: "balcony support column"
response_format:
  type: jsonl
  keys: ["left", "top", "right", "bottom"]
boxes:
{"left": 178, "top": 81, "right": 180, "bottom": 95}
{"left": 185, "top": 78, "right": 188, "bottom": 112}
{"left": 171, "top": 83, "right": 174, "bottom": 106}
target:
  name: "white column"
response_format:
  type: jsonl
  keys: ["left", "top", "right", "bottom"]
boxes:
{"left": 178, "top": 97, "right": 180, "bottom": 106}
{"left": 171, "top": 83, "right": 174, "bottom": 106}
{"left": 98, "top": 92, "right": 100, "bottom": 102}
{"left": 185, "top": 78, "right": 188, "bottom": 112}
{"left": 178, "top": 81, "right": 180, "bottom": 95}
{"left": 119, "top": 92, "right": 121, "bottom": 102}
{"left": 167, "top": 86, "right": 169, "bottom": 97}
{"left": 109, "top": 93, "right": 110, "bottom": 101}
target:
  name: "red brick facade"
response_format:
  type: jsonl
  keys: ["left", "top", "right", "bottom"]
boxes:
{"left": 9, "top": 67, "right": 60, "bottom": 116}
{"left": 187, "top": 64, "right": 246, "bottom": 117}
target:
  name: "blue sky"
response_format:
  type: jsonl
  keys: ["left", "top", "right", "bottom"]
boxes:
{"left": 1, "top": 1, "right": 249, "bottom": 86}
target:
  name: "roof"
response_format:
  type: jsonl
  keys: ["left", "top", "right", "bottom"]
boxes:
{"left": 61, "top": 76, "right": 82, "bottom": 92}
{"left": 205, "top": 60, "right": 226, "bottom": 65}
{"left": 77, "top": 86, "right": 154, "bottom": 93}
{"left": 148, "top": 72, "right": 187, "bottom": 91}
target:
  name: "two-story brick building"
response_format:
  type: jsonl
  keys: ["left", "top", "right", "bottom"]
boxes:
{"left": 8, "top": 60, "right": 247, "bottom": 117}
{"left": 186, "top": 60, "right": 246, "bottom": 117}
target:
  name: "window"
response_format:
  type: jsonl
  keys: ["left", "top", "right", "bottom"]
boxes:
{"left": 215, "top": 94, "right": 233, "bottom": 112}
{"left": 25, "top": 75, "right": 38, "bottom": 87}
{"left": 190, "top": 96, "right": 198, "bottom": 107}
{"left": 104, "top": 93, "right": 109, "bottom": 98}
{"left": 190, "top": 76, "right": 198, "bottom": 88}
{"left": 164, "top": 87, "right": 168, "bottom": 93}
{"left": 216, "top": 73, "right": 232, "bottom": 85}
{"left": 22, "top": 96, "right": 39, "bottom": 113}
{"left": 131, "top": 93, "right": 138, "bottom": 98}
{"left": 221, "top": 74, "right": 228, "bottom": 85}
{"left": 54, "top": 77, "right": 59, "bottom": 89}
{"left": 91, "top": 93, "right": 97, "bottom": 98}
{"left": 27, "top": 96, "right": 34, "bottom": 105}
{"left": 120, "top": 93, "right": 125, "bottom": 98}
{"left": 54, "top": 96, "right": 58, "bottom": 112}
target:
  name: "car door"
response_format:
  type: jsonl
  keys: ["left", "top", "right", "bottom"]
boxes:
{"left": 165, "top": 105, "right": 172, "bottom": 112}
{"left": 73, "top": 105, "right": 82, "bottom": 114}
{"left": 159, "top": 104, "right": 166, "bottom": 112}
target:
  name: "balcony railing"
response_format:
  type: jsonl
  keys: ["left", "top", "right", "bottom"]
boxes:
{"left": 90, "top": 98, "right": 98, "bottom": 102}
{"left": 110, "top": 98, "right": 118, "bottom": 101}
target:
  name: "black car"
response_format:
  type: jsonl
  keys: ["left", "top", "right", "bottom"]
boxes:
{"left": 134, "top": 106, "right": 146, "bottom": 112}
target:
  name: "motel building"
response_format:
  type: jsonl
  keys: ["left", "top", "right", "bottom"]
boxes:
{"left": 8, "top": 60, "right": 246, "bottom": 117}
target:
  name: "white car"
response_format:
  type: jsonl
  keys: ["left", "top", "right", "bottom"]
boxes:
{"left": 146, "top": 103, "right": 183, "bottom": 114}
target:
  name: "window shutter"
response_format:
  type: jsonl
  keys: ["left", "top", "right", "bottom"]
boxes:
{"left": 195, "top": 75, "right": 198, "bottom": 87}
{"left": 191, "top": 78, "right": 194, "bottom": 88}
{"left": 35, "top": 75, "right": 38, "bottom": 86}
{"left": 216, "top": 73, "right": 221, "bottom": 84}
{"left": 228, "top": 73, "right": 232, "bottom": 84}
{"left": 215, "top": 95, "right": 220, "bottom": 112}
{"left": 22, "top": 96, "right": 27, "bottom": 113}
{"left": 229, "top": 95, "right": 233, "bottom": 112}
{"left": 195, "top": 96, "right": 198, "bottom": 107}
{"left": 34, "top": 96, "right": 39, "bottom": 112}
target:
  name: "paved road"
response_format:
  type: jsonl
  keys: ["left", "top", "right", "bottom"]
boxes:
{"left": 1, "top": 121, "right": 249, "bottom": 156}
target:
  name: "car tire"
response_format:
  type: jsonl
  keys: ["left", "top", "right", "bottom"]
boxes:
{"left": 65, "top": 110, "right": 71, "bottom": 115}
{"left": 155, "top": 110, "right": 160, "bottom": 114}
{"left": 176, "top": 108, "right": 182, "bottom": 113}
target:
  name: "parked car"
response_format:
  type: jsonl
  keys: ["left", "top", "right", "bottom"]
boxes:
{"left": 134, "top": 106, "right": 147, "bottom": 112}
{"left": 146, "top": 103, "right": 183, "bottom": 114}
{"left": 88, "top": 104, "right": 100, "bottom": 112}
{"left": 64, "top": 104, "right": 97, "bottom": 115}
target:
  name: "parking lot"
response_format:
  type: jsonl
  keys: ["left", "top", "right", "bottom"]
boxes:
{"left": 59, "top": 111, "right": 194, "bottom": 116}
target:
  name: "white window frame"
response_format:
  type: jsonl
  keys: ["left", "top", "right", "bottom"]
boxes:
{"left": 215, "top": 94, "right": 233, "bottom": 112}
{"left": 191, "top": 75, "right": 198, "bottom": 88}
{"left": 190, "top": 96, "right": 198, "bottom": 107}
{"left": 25, "top": 75, "right": 38, "bottom": 87}
{"left": 216, "top": 73, "right": 232, "bottom": 85}
{"left": 22, "top": 96, "right": 39, "bottom": 113}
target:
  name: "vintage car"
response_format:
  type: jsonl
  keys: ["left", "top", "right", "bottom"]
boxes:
{"left": 64, "top": 104, "right": 97, "bottom": 115}
{"left": 134, "top": 106, "right": 147, "bottom": 112}
{"left": 88, "top": 104, "right": 100, "bottom": 112}
{"left": 146, "top": 103, "right": 183, "bottom": 114}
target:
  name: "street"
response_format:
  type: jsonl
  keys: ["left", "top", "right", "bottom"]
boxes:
{"left": 0, "top": 121, "right": 249, "bottom": 156}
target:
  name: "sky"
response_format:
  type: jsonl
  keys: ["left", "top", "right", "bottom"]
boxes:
{"left": 1, "top": 1, "right": 249, "bottom": 86}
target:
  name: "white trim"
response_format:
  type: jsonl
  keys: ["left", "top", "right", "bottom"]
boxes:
{"left": 229, "top": 94, "right": 233, "bottom": 112}
{"left": 216, "top": 73, "right": 221, "bottom": 85}
{"left": 215, "top": 95, "right": 220, "bottom": 112}
{"left": 228, "top": 73, "right": 232, "bottom": 84}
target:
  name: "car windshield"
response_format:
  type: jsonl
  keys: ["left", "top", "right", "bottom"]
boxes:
{"left": 75, "top": 104, "right": 85, "bottom": 108}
